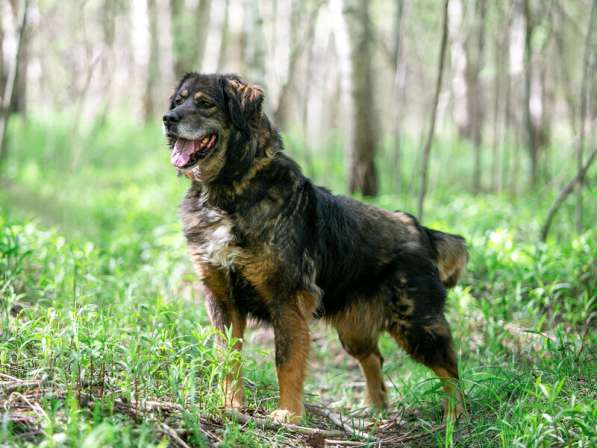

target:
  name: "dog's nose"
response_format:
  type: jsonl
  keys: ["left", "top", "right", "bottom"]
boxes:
{"left": 163, "top": 111, "right": 180, "bottom": 126}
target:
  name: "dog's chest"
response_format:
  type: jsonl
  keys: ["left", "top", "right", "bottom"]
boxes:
{"left": 183, "top": 206, "right": 242, "bottom": 269}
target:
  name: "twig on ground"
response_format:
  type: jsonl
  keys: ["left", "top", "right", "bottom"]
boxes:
{"left": 323, "top": 439, "right": 367, "bottom": 447}
{"left": 306, "top": 404, "right": 375, "bottom": 441}
{"left": 159, "top": 422, "right": 192, "bottom": 448}
{"left": 226, "top": 409, "right": 345, "bottom": 438}
{"left": 1, "top": 380, "right": 43, "bottom": 394}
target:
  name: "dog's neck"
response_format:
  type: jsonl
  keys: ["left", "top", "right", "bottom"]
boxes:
{"left": 193, "top": 114, "right": 282, "bottom": 210}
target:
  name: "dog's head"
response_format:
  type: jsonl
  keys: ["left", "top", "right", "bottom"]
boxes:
{"left": 163, "top": 73, "right": 266, "bottom": 183}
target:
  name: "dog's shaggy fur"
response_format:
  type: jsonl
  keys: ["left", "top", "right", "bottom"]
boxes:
{"left": 163, "top": 73, "right": 468, "bottom": 422}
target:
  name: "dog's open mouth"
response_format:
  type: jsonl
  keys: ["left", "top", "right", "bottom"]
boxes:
{"left": 170, "top": 133, "right": 218, "bottom": 169}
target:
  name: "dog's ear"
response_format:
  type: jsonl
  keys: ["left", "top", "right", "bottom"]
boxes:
{"left": 221, "top": 77, "right": 264, "bottom": 133}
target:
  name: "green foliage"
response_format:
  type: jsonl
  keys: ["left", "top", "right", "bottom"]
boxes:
{"left": 1, "top": 116, "right": 595, "bottom": 446}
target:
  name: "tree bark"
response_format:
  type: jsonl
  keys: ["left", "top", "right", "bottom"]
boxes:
{"left": 491, "top": 2, "right": 504, "bottom": 192}
{"left": 417, "top": 0, "right": 450, "bottom": 221}
{"left": 143, "top": 0, "right": 160, "bottom": 122}
{"left": 575, "top": 0, "right": 596, "bottom": 234}
{"left": 217, "top": 0, "right": 230, "bottom": 71}
{"left": 8, "top": 0, "right": 28, "bottom": 115}
{"left": 273, "top": 1, "right": 323, "bottom": 130}
{"left": 449, "top": 0, "right": 468, "bottom": 138}
{"left": 392, "top": 0, "right": 404, "bottom": 193}
{"left": 469, "top": 0, "right": 487, "bottom": 193}
{"left": 242, "top": 0, "right": 266, "bottom": 87}
{"left": 344, "top": 0, "right": 379, "bottom": 197}
{"left": 0, "top": 0, "right": 28, "bottom": 167}
{"left": 170, "top": 0, "right": 211, "bottom": 78}
{"left": 523, "top": 0, "right": 539, "bottom": 187}
{"left": 0, "top": 6, "right": 4, "bottom": 96}
{"left": 194, "top": 0, "right": 212, "bottom": 71}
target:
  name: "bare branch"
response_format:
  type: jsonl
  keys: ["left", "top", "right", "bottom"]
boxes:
{"left": 541, "top": 146, "right": 597, "bottom": 241}
{"left": 417, "top": 0, "right": 450, "bottom": 221}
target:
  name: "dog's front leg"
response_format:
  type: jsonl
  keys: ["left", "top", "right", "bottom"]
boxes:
{"left": 269, "top": 293, "right": 316, "bottom": 423}
{"left": 201, "top": 267, "right": 247, "bottom": 410}
{"left": 205, "top": 292, "right": 246, "bottom": 409}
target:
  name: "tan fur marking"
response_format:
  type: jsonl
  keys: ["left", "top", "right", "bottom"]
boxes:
{"left": 358, "top": 352, "right": 387, "bottom": 408}
{"left": 274, "top": 293, "right": 317, "bottom": 420}
{"left": 432, "top": 366, "right": 464, "bottom": 420}
{"left": 223, "top": 312, "right": 246, "bottom": 409}
{"left": 236, "top": 254, "right": 277, "bottom": 303}
{"left": 231, "top": 156, "right": 273, "bottom": 195}
{"left": 180, "top": 89, "right": 189, "bottom": 98}
{"left": 198, "top": 264, "right": 246, "bottom": 409}
{"left": 199, "top": 264, "right": 228, "bottom": 301}
{"left": 393, "top": 211, "right": 419, "bottom": 235}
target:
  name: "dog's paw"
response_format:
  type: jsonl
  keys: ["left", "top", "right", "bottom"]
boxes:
{"left": 269, "top": 409, "right": 300, "bottom": 424}
{"left": 442, "top": 398, "right": 465, "bottom": 423}
{"left": 226, "top": 397, "right": 244, "bottom": 410}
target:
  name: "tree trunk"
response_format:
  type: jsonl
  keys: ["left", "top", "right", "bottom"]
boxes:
{"left": 169, "top": 0, "right": 186, "bottom": 79}
{"left": 469, "top": 0, "right": 487, "bottom": 193}
{"left": 8, "top": 0, "right": 28, "bottom": 115}
{"left": 523, "top": 0, "right": 539, "bottom": 187}
{"left": 392, "top": 0, "right": 404, "bottom": 193}
{"left": 0, "top": 0, "right": 28, "bottom": 167}
{"left": 217, "top": 0, "right": 230, "bottom": 71}
{"left": 554, "top": 14, "right": 577, "bottom": 136}
{"left": 491, "top": 2, "right": 506, "bottom": 192}
{"left": 576, "top": 0, "right": 596, "bottom": 233}
{"left": 170, "top": 0, "right": 211, "bottom": 78}
{"left": 344, "top": 0, "right": 379, "bottom": 197}
{"left": 449, "top": 0, "right": 469, "bottom": 138}
{"left": 417, "top": 0, "right": 450, "bottom": 221}
{"left": 273, "top": 0, "right": 323, "bottom": 130}
{"left": 0, "top": 8, "right": 4, "bottom": 96}
{"left": 194, "top": 0, "right": 212, "bottom": 71}
{"left": 274, "top": 0, "right": 303, "bottom": 129}
{"left": 242, "top": 0, "right": 266, "bottom": 87}
{"left": 143, "top": 0, "right": 160, "bottom": 122}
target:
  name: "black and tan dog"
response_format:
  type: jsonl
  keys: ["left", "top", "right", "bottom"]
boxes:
{"left": 163, "top": 73, "right": 468, "bottom": 423}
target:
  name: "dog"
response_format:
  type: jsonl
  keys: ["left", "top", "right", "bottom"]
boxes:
{"left": 163, "top": 73, "right": 468, "bottom": 423}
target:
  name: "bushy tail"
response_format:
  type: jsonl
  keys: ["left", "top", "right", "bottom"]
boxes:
{"left": 425, "top": 228, "right": 468, "bottom": 288}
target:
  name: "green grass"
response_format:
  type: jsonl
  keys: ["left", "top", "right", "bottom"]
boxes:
{"left": 1, "top": 115, "right": 596, "bottom": 447}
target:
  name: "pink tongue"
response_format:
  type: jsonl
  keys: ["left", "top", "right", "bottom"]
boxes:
{"left": 170, "top": 139, "right": 198, "bottom": 168}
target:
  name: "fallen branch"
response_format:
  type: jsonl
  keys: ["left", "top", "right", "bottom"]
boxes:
{"left": 159, "top": 422, "right": 191, "bottom": 448}
{"left": 541, "top": 146, "right": 597, "bottom": 241}
{"left": 323, "top": 439, "right": 366, "bottom": 447}
{"left": 306, "top": 405, "right": 375, "bottom": 441}
{"left": 226, "top": 410, "right": 345, "bottom": 439}
{"left": 1, "top": 380, "right": 43, "bottom": 394}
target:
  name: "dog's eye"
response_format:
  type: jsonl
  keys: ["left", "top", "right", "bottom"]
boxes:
{"left": 174, "top": 96, "right": 185, "bottom": 106}
{"left": 196, "top": 98, "right": 215, "bottom": 109}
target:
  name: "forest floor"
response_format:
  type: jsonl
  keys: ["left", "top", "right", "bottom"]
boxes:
{"left": 1, "top": 117, "right": 596, "bottom": 447}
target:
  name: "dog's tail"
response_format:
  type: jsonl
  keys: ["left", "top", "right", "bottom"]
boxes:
{"left": 425, "top": 228, "right": 468, "bottom": 288}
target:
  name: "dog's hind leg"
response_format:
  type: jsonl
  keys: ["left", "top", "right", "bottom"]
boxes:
{"left": 334, "top": 306, "right": 387, "bottom": 409}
